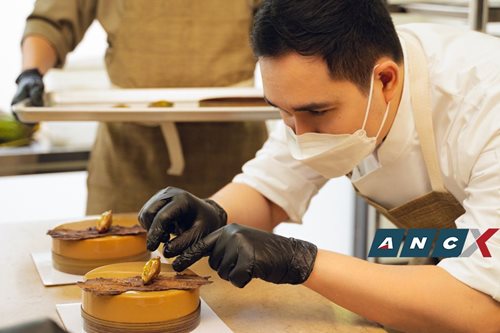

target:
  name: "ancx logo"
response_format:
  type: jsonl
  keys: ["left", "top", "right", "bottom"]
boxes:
{"left": 368, "top": 228, "right": 499, "bottom": 258}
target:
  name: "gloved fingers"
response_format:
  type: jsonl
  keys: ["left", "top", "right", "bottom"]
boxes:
{"left": 208, "top": 227, "right": 233, "bottom": 271}
{"left": 138, "top": 189, "right": 172, "bottom": 230}
{"left": 159, "top": 231, "right": 171, "bottom": 244}
{"left": 228, "top": 254, "right": 253, "bottom": 288}
{"left": 214, "top": 247, "right": 238, "bottom": 281}
{"left": 147, "top": 201, "right": 185, "bottom": 251}
{"left": 172, "top": 229, "right": 221, "bottom": 272}
{"left": 163, "top": 225, "right": 205, "bottom": 258}
{"left": 29, "top": 84, "right": 44, "bottom": 106}
{"left": 11, "top": 86, "right": 29, "bottom": 106}
{"left": 138, "top": 187, "right": 187, "bottom": 230}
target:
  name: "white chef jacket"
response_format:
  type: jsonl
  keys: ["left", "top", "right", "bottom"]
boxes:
{"left": 233, "top": 23, "right": 500, "bottom": 301}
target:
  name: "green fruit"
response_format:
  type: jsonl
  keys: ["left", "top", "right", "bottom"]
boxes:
{"left": 0, "top": 113, "right": 36, "bottom": 146}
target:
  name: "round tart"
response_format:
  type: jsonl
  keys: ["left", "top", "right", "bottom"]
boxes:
{"left": 51, "top": 213, "right": 149, "bottom": 275}
{"left": 81, "top": 262, "right": 201, "bottom": 333}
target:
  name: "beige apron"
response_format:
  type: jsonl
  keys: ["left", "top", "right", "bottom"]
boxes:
{"left": 353, "top": 32, "right": 465, "bottom": 239}
{"left": 86, "top": 1, "right": 267, "bottom": 214}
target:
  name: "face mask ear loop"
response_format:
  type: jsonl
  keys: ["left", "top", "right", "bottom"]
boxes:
{"left": 361, "top": 66, "right": 378, "bottom": 131}
{"left": 375, "top": 101, "right": 391, "bottom": 138}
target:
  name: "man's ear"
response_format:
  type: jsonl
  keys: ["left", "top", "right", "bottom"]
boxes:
{"left": 375, "top": 59, "right": 401, "bottom": 104}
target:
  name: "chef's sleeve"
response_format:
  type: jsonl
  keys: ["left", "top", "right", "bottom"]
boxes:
{"left": 22, "top": 0, "right": 98, "bottom": 67}
{"left": 438, "top": 135, "right": 500, "bottom": 301}
{"left": 233, "top": 121, "right": 329, "bottom": 223}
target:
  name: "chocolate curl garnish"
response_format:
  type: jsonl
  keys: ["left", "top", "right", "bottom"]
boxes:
{"left": 47, "top": 224, "right": 146, "bottom": 241}
{"left": 77, "top": 273, "right": 212, "bottom": 296}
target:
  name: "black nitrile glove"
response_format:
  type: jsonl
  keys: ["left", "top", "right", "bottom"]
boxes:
{"left": 11, "top": 68, "right": 44, "bottom": 107}
{"left": 173, "top": 224, "right": 318, "bottom": 288}
{"left": 138, "top": 187, "right": 227, "bottom": 256}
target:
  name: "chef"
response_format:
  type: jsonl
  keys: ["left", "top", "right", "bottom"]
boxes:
{"left": 140, "top": 0, "right": 500, "bottom": 331}
{"left": 12, "top": 0, "right": 268, "bottom": 214}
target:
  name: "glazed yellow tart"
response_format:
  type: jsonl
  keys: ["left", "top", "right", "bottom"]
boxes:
{"left": 50, "top": 213, "right": 150, "bottom": 275}
{"left": 81, "top": 262, "right": 202, "bottom": 333}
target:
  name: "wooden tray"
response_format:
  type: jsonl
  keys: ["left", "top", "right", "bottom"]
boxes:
{"left": 13, "top": 87, "right": 279, "bottom": 123}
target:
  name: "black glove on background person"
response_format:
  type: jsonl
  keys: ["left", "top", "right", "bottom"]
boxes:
{"left": 173, "top": 224, "right": 318, "bottom": 288}
{"left": 138, "top": 187, "right": 227, "bottom": 256}
{"left": 11, "top": 68, "right": 44, "bottom": 107}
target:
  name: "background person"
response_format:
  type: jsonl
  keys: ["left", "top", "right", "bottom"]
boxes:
{"left": 12, "top": 0, "right": 268, "bottom": 214}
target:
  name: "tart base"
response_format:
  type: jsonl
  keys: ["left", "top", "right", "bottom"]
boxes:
{"left": 52, "top": 251, "right": 150, "bottom": 275}
{"left": 82, "top": 303, "right": 200, "bottom": 333}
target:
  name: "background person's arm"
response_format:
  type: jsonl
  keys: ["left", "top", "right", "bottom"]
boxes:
{"left": 21, "top": 35, "right": 57, "bottom": 73}
{"left": 304, "top": 250, "right": 500, "bottom": 333}
{"left": 11, "top": 36, "right": 56, "bottom": 107}
{"left": 22, "top": 0, "right": 97, "bottom": 68}
{"left": 13, "top": 0, "right": 97, "bottom": 107}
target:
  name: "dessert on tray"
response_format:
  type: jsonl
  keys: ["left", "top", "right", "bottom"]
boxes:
{"left": 198, "top": 96, "right": 268, "bottom": 107}
{"left": 148, "top": 100, "right": 174, "bottom": 107}
{"left": 78, "top": 258, "right": 212, "bottom": 333}
{"left": 47, "top": 211, "right": 150, "bottom": 275}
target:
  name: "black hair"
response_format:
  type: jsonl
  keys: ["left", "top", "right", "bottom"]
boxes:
{"left": 251, "top": 0, "right": 403, "bottom": 93}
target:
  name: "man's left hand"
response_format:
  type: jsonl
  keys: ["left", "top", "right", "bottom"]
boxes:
{"left": 172, "top": 224, "right": 318, "bottom": 288}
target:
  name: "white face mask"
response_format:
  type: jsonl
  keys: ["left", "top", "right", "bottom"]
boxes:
{"left": 286, "top": 67, "right": 390, "bottom": 178}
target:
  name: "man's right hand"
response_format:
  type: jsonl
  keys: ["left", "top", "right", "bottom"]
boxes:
{"left": 11, "top": 68, "right": 44, "bottom": 107}
{"left": 138, "top": 187, "right": 228, "bottom": 257}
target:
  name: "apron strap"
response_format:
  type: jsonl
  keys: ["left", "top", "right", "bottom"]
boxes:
{"left": 158, "top": 78, "right": 255, "bottom": 176}
{"left": 160, "top": 122, "right": 185, "bottom": 176}
{"left": 401, "top": 32, "right": 447, "bottom": 193}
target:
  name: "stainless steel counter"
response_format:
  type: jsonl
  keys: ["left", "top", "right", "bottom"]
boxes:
{"left": 0, "top": 143, "right": 89, "bottom": 176}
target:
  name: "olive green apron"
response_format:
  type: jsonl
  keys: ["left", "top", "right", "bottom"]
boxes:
{"left": 86, "top": 1, "right": 267, "bottom": 214}
{"left": 352, "top": 32, "right": 465, "bottom": 261}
